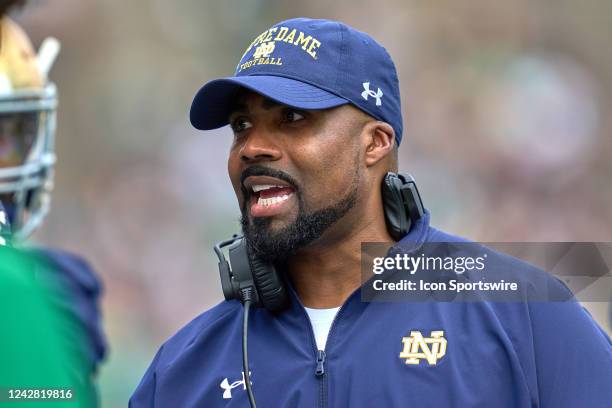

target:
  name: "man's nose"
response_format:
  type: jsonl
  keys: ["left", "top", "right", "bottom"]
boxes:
{"left": 239, "top": 128, "right": 282, "bottom": 163}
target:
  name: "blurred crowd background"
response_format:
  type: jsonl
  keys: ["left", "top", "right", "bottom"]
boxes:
{"left": 10, "top": 0, "right": 612, "bottom": 406}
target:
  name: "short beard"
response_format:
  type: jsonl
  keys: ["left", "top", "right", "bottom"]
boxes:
{"left": 241, "top": 178, "right": 359, "bottom": 263}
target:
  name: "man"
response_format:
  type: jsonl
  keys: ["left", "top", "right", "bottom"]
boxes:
{"left": 0, "top": 3, "right": 106, "bottom": 407}
{"left": 131, "top": 18, "right": 612, "bottom": 407}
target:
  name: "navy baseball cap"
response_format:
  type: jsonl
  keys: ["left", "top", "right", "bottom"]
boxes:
{"left": 190, "top": 18, "right": 404, "bottom": 145}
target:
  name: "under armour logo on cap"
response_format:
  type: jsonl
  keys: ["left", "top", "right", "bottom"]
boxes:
{"left": 361, "top": 82, "right": 383, "bottom": 106}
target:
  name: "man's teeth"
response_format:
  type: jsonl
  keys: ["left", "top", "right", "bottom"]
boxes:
{"left": 257, "top": 194, "right": 292, "bottom": 207}
{"left": 252, "top": 184, "right": 284, "bottom": 192}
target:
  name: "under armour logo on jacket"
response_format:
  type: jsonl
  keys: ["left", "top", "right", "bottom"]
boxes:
{"left": 361, "top": 82, "right": 383, "bottom": 106}
{"left": 220, "top": 371, "right": 250, "bottom": 399}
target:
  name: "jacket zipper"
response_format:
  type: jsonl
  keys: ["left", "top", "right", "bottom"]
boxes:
{"left": 307, "top": 302, "right": 348, "bottom": 408}
{"left": 315, "top": 350, "right": 326, "bottom": 376}
{"left": 315, "top": 349, "right": 326, "bottom": 408}
{"left": 295, "top": 284, "right": 357, "bottom": 408}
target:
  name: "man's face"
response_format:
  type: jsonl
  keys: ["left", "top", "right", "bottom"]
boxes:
{"left": 227, "top": 91, "right": 368, "bottom": 262}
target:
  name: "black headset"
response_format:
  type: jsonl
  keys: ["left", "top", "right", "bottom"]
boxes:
{"left": 213, "top": 172, "right": 425, "bottom": 313}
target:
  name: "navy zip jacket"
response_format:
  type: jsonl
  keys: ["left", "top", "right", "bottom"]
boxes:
{"left": 130, "top": 213, "right": 612, "bottom": 407}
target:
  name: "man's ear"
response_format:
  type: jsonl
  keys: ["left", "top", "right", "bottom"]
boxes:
{"left": 362, "top": 121, "right": 395, "bottom": 168}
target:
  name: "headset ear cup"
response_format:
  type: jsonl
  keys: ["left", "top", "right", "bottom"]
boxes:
{"left": 248, "top": 253, "right": 289, "bottom": 313}
{"left": 382, "top": 172, "right": 408, "bottom": 241}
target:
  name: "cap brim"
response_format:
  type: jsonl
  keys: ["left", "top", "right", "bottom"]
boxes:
{"left": 190, "top": 75, "right": 349, "bottom": 130}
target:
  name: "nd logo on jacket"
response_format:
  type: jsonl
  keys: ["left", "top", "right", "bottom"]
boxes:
{"left": 399, "top": 330, "right": 447, "bottom": 365}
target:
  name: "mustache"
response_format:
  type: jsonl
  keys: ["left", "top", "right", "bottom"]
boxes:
{"left": 240, "top": 165, "right": 300, "bottom": 197}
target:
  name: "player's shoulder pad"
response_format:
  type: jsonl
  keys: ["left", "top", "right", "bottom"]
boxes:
{"left": 27, "top": 247, "right": 103, "bottom": 296}
{"left": 25, "top": 247, "right": 108, "bottom": 365}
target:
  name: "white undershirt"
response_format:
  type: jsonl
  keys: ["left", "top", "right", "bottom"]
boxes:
{"left": 304, "top": 306, "right": 341, "bottom": 351}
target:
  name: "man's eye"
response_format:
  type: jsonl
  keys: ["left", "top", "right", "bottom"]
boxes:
{"left": 282, "top": 109, "right": 305, "bottom": 123}
{"left": 231, "top": 118, "right": 253, "bottom": 133}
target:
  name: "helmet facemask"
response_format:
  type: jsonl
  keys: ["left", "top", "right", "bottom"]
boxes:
{"left": 0, "top": 84, "right": 57, "bottom": 240}
{"left": 0, "top": 16, "right": 60, "bottom": 241}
